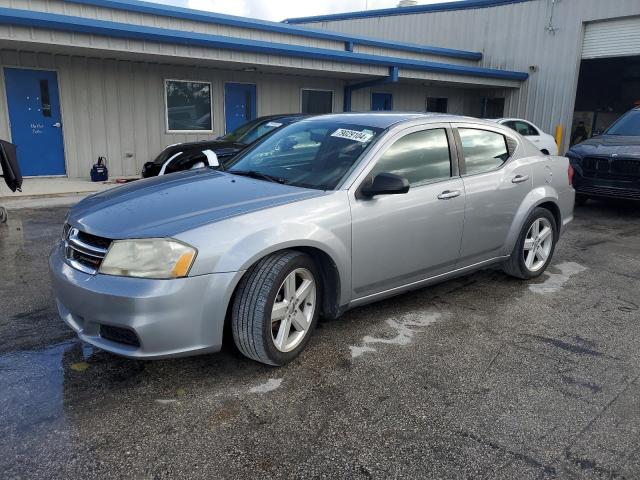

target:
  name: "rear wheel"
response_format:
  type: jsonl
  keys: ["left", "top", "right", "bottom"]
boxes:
{"left": 503, "top": 207, "right": 557, "bottom": 279}
{"left": 0, "top": 206, "right": 7, "bottom": 224}
{"left": 231, "top": 250, "right": 321, "bottom": 366}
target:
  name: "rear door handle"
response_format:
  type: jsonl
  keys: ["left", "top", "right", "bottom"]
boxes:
{"left": 437, "top": 190, "right": 461, "bottom": 200}
{"left": 512, "top": 174, "right": 529, "bottom": 184}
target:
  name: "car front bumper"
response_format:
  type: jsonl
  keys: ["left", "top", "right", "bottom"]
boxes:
{"left": 49, "top": 242, "right": 242, "bottom": 359}
{"left": 571, "top": 165, "right": 640, "bottom": 201}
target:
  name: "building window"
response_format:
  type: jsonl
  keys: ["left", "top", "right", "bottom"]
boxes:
{"left": 481, "top": 98, "right": 505, "bottom": 118}
{"left": 165, "top": 79, "right": 212, "bottom": 132}
{"left": 426, "top": 97, "right": 448, "bottom": 113}
{"left": 458, "top": 128, "right": 510, "bottom": 175}
{"left": 301, "top": 89, "right": 333, "bottom": 114}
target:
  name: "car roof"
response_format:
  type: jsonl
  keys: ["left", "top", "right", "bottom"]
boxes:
{"left": 299, "top": 112, "right": 496, "bottom": 129}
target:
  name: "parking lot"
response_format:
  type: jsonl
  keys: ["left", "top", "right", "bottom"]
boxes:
{"left": 1, "top": 201, "right": 639, "bottom": 479}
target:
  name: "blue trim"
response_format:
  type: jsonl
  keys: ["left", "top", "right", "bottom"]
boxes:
{"left": 64, "top": 0, "right": 482, "bottom": 61}
{"left": 344, "top": 67, "right": 399, "bottom": 112}
{"left": 0, "top": 8, "right": 528, "bottom": 82}
{"left": 284, "top": 0, "right": 533, "bottom": 24}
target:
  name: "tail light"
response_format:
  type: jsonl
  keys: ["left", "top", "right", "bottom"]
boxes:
{"left": 568, "top": 164, "right": 575, "bottom": 186}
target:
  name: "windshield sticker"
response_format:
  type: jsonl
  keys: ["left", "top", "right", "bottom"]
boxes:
{"left": 331, "top": 129, "right": 374, "bottom": 143}
{"left": 265, "top": 122, "right": 283, "bottom": 128}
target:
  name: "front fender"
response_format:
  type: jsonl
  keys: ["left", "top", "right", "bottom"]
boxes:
{"left": 176, "top": 192, "right": 352, "bottom": 306}
{"left": 503, "top": 185, "right": 560, "bottom": 255}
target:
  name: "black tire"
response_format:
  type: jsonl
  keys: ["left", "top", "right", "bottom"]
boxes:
{"left": 0, "top": 207, "right": 7, "bottom": 224}
{"left": 574, "top": 194, "right": 589, "bottom": 206}
{"left": 503, "top": 207, "right": 557, "bottom": 280}
{"left": 231, "top": 250, "right": 321, "bottom": 366}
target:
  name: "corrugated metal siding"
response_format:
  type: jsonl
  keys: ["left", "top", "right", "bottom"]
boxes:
{"left": 0, "top": 50, "right": 344, "bottom": 177}
{"left": 582, "top": 16, "right": 640, "bottom": 59}
{"left": 298, "top": 0, "right": 640, "bottom": 150}
{"left": 0, "top": 0, "right": 480, "bottom": 66}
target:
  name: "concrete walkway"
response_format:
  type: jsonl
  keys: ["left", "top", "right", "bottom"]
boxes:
{"left": 0, "top": 177, "right": 138, "bottom": 209}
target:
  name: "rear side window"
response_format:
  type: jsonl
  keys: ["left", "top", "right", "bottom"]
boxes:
{"left": 370, "top": 128, "right": 451, "bottom": 186}
{"left": 459, "top": 128, "right": 510, "bottom": 175}
{"left": 505, "top": 120, "right": 537, "bottom": 136}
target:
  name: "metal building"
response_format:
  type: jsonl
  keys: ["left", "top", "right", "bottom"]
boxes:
{"left": 287, "top": 0, "right": 640, "bottom": 152}
{"left": 0, "top": 0, "right": 637, "bottom": 178}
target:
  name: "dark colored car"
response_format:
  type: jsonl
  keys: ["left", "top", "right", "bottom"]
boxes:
{"left": 567, "top": 107, "right": 640, "bottom": 203}
{"left": 141, "top": 114, "right": 309, "bottom": 178}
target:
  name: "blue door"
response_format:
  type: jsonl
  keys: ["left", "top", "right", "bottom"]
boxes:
{"left": 4, "top": 68, "right": 65, "bottom": 176}
{"left": 372, "top": 92, "right": 393, "bottom": 111}
{"left": 224, "top": 83, "right": 257, "bottom": 133}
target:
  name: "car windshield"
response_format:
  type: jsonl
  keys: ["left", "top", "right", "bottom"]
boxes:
{"left": 221, "top": 117, "right": 289, "bottom": 145}
{"left": 226, "top": 120, "right": 384, "bottom": 190}
{"left": 605, "top": 110, "right": 640, "bottom": 136}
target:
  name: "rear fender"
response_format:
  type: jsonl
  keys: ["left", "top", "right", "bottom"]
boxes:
{"left": 503, "top": 186, "right": 560, "bottom": 255}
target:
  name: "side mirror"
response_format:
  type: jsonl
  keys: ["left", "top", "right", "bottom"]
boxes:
{"left": 361, "top": 172, "right": 410, "bottom": 198}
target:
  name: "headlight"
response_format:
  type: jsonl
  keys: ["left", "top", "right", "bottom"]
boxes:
{"left": 99, "top": 238, "right": 197, "bottom": 279}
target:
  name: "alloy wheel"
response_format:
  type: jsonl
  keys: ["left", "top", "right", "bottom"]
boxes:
{"left": 523, "top": 217, "right": 553, "bottom": 272}
{"left": 271, "top": 268, "right": 316, "bottom": 352}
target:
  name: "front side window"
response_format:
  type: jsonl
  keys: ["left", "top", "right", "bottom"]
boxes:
{"left": 459, "top": 128, "right": 510, "bottom": 175}
{"left": 227, "top": 121, "right": 383, "bottom": 190}
{"left": 370, "top": 129, "right": 451, "bottom": 186}
{"left": 165, "top": 80, "right": 212, "bottom": 132}
{"left": 301, "top": 90, "right": 333, "bottom": 114}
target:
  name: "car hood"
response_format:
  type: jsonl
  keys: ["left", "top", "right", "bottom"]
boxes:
{"left": 68, "top": 169, "right": 326, "bottom": 239}
{"left": 569, "top": 135, "right": 640, "bottom": 158}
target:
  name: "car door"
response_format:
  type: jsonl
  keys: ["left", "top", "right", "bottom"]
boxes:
{"left": 453, "top": 124, "right": 532, "bottom": 266}
{"left": 350, "top": 124, "right": 465, "bottom": 299}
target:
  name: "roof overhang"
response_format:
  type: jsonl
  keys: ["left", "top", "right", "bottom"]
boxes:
{"left": 65, "top": 0, "right": 484, "bottom": 61}
{"left": 0, "top": 8, "right": 529, "bottom": 84}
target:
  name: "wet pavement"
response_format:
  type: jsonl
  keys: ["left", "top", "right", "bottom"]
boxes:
{"left": 1, "top": 202, "right": 640, "bottom": 479}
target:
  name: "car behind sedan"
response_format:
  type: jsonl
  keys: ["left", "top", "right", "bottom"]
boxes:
{"left": 567, "top": 107, "right": 640, "bottom": 203}
{"left": 141, "top": 113, "right": 309, "bottom": 177}
{"left": 51, "top": 113, "right": 574, "bottom": 366}
{"left": 494, "top": 118, "right": 558, "bottom": 155}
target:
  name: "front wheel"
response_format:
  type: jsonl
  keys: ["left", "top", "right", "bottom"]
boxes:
{"left": 503, "top": 208, "right": 557, "bottom": 279}
{"left": 231, "top": 250, "right": 321, "bottom": 366}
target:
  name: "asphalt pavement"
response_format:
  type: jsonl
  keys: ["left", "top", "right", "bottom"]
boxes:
{"left": 1, "top": 200, "right": 639, "bottom": 479}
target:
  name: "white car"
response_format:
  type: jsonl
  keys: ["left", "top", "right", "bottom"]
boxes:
{"left": 494, "top": 118, "right": 558, "bottom": 155}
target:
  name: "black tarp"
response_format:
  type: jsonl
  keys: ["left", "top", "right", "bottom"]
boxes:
{"left": 0, "top": 139, "right": 21, "bottom": 192}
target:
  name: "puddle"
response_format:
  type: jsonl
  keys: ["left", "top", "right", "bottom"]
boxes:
{"left": 0, "top": 340, "right": 91, "bottom": 434}
{"left": 350, "top": 310, "right": 441, "bottom": 358}
{"left": 529, "top": 262, "right": 588, "bottom": 294}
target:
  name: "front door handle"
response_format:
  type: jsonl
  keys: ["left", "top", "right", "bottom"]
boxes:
{"left": 437, "top": 190, "right": 461, "bottom": 200}
{"left": 512, "top": 174, "right": 530, "bottom": 184}
{"left": 52, "top": 122, "right": 62, "bottom": 128}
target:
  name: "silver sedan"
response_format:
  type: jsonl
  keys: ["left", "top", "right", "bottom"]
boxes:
{"left": 50, "top": 113, "right": 575, "bottom": 365}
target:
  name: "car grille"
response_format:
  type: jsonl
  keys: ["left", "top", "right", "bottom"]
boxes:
{"left": 64, "top": 224, "right": 111, "bottom": 274}
{"left": 575, "top": 185, "right": 640, "bottom": 200}
{"left": 582, "top": 156, "right": 640, "bottom": 180}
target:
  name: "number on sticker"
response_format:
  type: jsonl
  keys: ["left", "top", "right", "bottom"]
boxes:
{"left": 331, "top": 129, "right": 374, "bottom": 143}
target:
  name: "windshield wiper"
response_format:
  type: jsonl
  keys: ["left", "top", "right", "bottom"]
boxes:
{"left": 228, "top": 170, "right": 286, "bottom": 184}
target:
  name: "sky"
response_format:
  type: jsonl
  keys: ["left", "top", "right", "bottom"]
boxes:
{"left": 152, "top": 0, "right": 456, "bottom": 22}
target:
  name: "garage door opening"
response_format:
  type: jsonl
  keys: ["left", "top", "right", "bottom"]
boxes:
{"left": 571, "top": 55, "right": 640, "bottom": 146}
